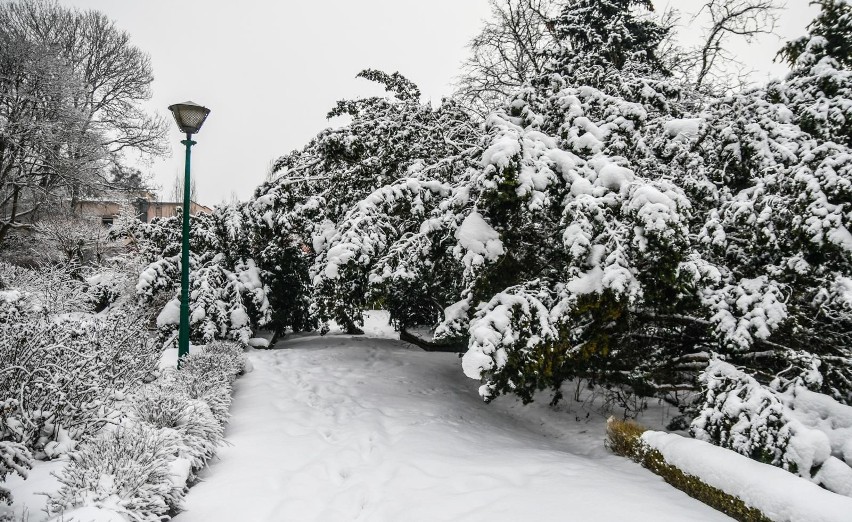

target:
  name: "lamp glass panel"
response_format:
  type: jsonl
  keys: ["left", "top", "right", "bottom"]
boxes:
{"left": 169, "top": 102, "right": 210, "bottom": 134}
{"left": 179, "top": 107, "right": 208, "bottom": 131}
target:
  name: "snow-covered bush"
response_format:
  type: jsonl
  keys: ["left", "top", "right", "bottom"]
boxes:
{"left": 159, "top": 370, "right": 232, "bottom": 427}
{"left": 691, "top": 360, "right": 832, "bottom": 479}
{"left": 0, "top": 308, "right": 159, "bottom": 457}
{"left": 47, "top": 424, "right": 182, "bottom": 521}
{"left": 153, "top": 257, "right": 270, "bottom": 345}
{"left": 445, "top": 0, "right": 851, "bottom": 405}
{"left": 152, "top": 341, "right": 245, "bottom": 427}
{"left": 46, "top": 340, "right": 246, "bottom": 520}
{"left": 130, "top": 388, "right": 222, "bottom": 474}
{"left": 82, "top": 255, "right": 148, "bottom": 312}
{"left": 609, "top": 416, "right": 852, "bottom": 521}
{"left": 123, "top": 208, "right": 272, "bottom": 346}
{"left": 0, "top": 262, "right": 92, "bottom": 315}
{"left": 0, "top": 440, "right": 32, "bottom": 505}
{"left": 443, "top": 0, "right": 714, "bottom": 402}
{"left": 179, "top": 341, "right": 246, "bottom": 384}
{"left": 197, "top": 341, "right": 247, "bottom": 378}
{"left": 606, "top": 417, "right": 774, "bottom": 522}
{"left": 255, "top": 68, "right": 479, "bottom": 333}
{"left": 781, "top": 385, "right": 852, "bottom": 468}
{"left": 640, "top": 428, "right": 852, "bottom": 522}
{"left": 36, "top": 213, "right": 118, "bottom": 266}
{"left": 661, "top": 0, "right": 852, "bottom": 403}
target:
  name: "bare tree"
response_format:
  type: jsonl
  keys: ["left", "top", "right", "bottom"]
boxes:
{"left": 0, "top": 22, "right": 104, "bottom": 246}
{"left": 168, "top": 170, "right": 197, "bottom": 204}
{"left": 0, "top": 0, "right": 167, "bottom": 201}
{"left": 691, "top": 0, "right": 783, "bottom": 92}
{"left": 0, "top": 0, "right": 165, "bottom": 248}
{"left": 454, "top": 0, "right": 559, "bottom": 117}
{"left": 37, "top": 211, "right": 114, "bottom": 264}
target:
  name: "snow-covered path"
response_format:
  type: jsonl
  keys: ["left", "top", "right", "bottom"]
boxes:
{"left": 175, "top": 319, "right": 730, "bottom": 522}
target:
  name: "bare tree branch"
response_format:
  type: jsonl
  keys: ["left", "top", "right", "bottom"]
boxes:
{"left": 454, "top": 0, "right": 559, "bottom": 117}
{"left": 693, "top": 0, "right": 783, "bottom": 91}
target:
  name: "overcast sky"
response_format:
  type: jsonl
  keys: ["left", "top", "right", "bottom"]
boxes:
{"left": 56, "top": 0, "right": 818, "bottom": 206}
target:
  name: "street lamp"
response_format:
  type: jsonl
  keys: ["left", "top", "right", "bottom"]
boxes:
{"left": 168, "top": 101, "right": 211, "bottom": 366}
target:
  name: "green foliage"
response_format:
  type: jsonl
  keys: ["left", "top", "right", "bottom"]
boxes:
{"left": 779, "top": 0, "right": 852, "bottom": 68}
{"left": 553, "top": 0, "right": 669, "bottom": 70}
{"left": 123, "top": 206, "right": 273, "bottom": 345}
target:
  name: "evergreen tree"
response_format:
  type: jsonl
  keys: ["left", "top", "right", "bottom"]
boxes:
{"left": 452, "top": 0, "right": 709, "bottom": 403}
{"left": 255, "top": 69, "right": 479, "bottom": 332}
{"left": 678, "top": 10, "right": 852, "bottom": 402}
{"left": 117, "top": 206, "right": 272, "bottom": 346}
{"left": 779, "top": 0, "right": 852, "bottom": 69}
{"left": 552, "top": 0, "right": 667, "bottom": 70}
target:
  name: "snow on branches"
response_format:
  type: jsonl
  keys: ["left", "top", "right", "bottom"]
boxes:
{"left": 126, "top": 207, "right": 272, "bottom": 346}
{"left": 119, "top": 2, "right": 852, "bottom": 416}
{"left": 691, "top": 359, "right": 852, "bottom": 496}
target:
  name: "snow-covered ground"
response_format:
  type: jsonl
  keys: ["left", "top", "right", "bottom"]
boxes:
{"left": 1, "top": 459, "right": 64, "bottom": 521}
{"left": 174, "top": 312, "right": 729, "bottom": 522}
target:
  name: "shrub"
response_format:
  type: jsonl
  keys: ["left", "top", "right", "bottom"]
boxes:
{"left": 82, "top": 256, "right": 146, "bottom": 312}
{"left": 131, "top": 388, "right": 223, "bottom": 473}
{"left": 160, "top": 370, "right": 232, "bottom": 427}
{"left": 0, "top": 440, "right": 32, "bottom": 505}
{"left": 0, "top": 262, "right": 92, "bottom": 315}
{"left": 47, "top": 424, "right": 182, "bottom": 521}
{"left": 0, "top": 309, "right": 159, "bottom": 457}
{"left": 691, "top": 360, "right": 832, "bottom": 479}
{"left": 180, "top": 342, "right": 246, "bottom": 384}
{"left": 604, "top": 417, "right": 646, "bottom": 458}
{"left": 606, "top": 418, "right": 772, "bottom": 522}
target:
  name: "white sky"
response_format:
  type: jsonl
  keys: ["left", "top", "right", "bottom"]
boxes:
{"left": 55, "top": 0, "right": 818, "bottom": 206}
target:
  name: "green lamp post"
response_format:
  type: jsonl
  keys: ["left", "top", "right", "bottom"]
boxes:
{"left": 167, "top": 101, "right": 211, "bottom": 366}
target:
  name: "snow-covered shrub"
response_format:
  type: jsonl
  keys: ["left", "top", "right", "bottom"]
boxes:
{"left": 640, "top": 429, "right": 852, "bottom": 522}
{"left": 449, "top": 0, "right": 711, "bottom": 402}
{"left": 179, "top": 342, "right": 246, "bottom": 385}
{"left": 35, "top": 213, "right": 118, "bottom": 266}
{"left": 123, "top": 208, "right": 272, "bottom": 346}
{"left": 0, "top": 309, "right": 158, "bottom": 457}
{"left": 200, "top": 341, "right": 247, "bottom": 377}
{"left": 47, "top": 424, "right": 182, "bottom": 521}
{"left": 606, "top": 417, "right": 773, "bottom": 522}
{"left": 0, "top": 262, "right": 92, "bottom": 315}
{"left": 159, "top": 370, "right": 232, "bottom": 427}
{"left": 82, "top": 255, "right": 147, "bottom": 312}
{"left": 0, "top": 440, "right": 32, "bottom": 505}
{"left": 156, "top": 341, "right": 246, "bottom": 426}
{"left": 446, "top": 0, "right": 852, "bottom": 405}
{"left": 256, "top": 69, "right": 478, "bottom": 333}
{"left": 85, "top": 271, "right": 124, "bottom": 311}
{"left": 130, "top": 388, "right": 222, "bottom": 473}
{"left": 605, "top": 416, "right": 647, "bottom": 459}
{"left": 44, "top": 338, "right": 244, "bottom": 521}
{"left": 691, "top": 360, "right": 832, "bottom": 480}
{"left": 781, "top": 385, "right": 852, "bottom": 468}
{"left": 662, "top": 2, "right": 852, "bottom": 403}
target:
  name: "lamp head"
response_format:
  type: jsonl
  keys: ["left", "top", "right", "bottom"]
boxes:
{"left": 168, "top": 101, "right": 211, "bottom": 135}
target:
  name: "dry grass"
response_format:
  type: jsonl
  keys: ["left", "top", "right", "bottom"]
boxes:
{"left": 605, "top": 416, "right": 648, "bottom": 458}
